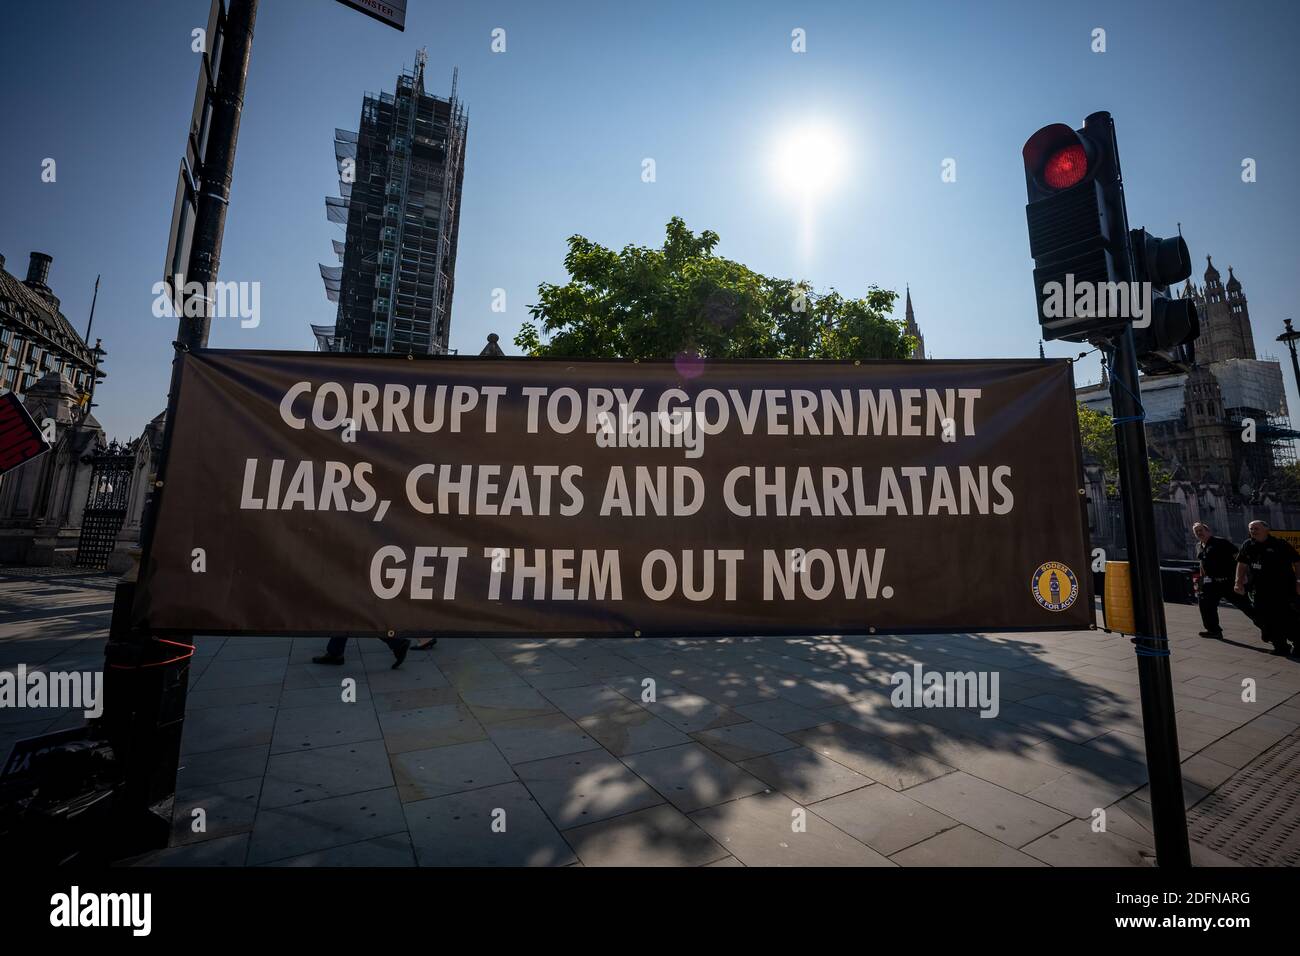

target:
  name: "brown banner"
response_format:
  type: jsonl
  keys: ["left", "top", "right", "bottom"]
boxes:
{"left": 133, "top": 351, "right": 1094, "bottom": 637}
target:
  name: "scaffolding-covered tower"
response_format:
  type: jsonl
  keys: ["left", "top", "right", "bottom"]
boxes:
{"left": 320, "top": 51, "right": 467, "bottom": 355}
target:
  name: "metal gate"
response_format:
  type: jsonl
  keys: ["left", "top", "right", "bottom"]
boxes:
{"left": 75, "top": 440, "right": 135, "bottom": 569}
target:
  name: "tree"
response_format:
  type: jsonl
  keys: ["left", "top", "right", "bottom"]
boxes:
{"left": 1261, "top": 460, "right": 1300, "bottom": 503}
{"left": 1077, "top": 402, "right": 1171, "bottom": 499}
{"left": 515, "top": 217, "right": 914, "bottom": 360}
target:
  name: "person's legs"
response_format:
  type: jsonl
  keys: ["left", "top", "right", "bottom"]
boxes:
{"left": 1197, "top": 583, "right": 1223, "bottom": 635}
{"left": 1226, "top": 588, "right": 1255, "bottom": 623}
{"left": 382, "top": 635, "right": 410, "bottom": 669}
{"left": 1257, "top": 598, "right": 1290, "bottom": 654}
{"left": 313, "top": 636, "right": 348, "bottom": 665}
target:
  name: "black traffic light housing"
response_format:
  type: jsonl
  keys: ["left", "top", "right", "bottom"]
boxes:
{"left": 1022, "top": 111, "right": 1199, "bottom": 371}
{"left": 1129, "top": 228, "right": 1198, "bottom": 374}
{"left": 1022, "top": 114, "right": 1126, "bottom": 343}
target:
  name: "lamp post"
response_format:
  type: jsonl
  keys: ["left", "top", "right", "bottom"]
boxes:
{"left": 1276, "top": 319, "right": 1300, "bottom": 400}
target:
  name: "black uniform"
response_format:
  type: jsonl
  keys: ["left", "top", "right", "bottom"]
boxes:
{"left": 1236, "top": 534, "right": 1300, "bottom": 653}
{"left": 1197, "top": 534, "right": 1253, "bottom": 635}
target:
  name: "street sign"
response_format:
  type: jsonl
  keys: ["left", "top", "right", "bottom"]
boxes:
{"left": 135, "top": 351, "right": 1094, "bottom": 637}
{"left": 0, "top": 392, "right": 51, "bottom": 478}
{"left": 161, "top": 161, "right": 197, "bottom": 310}
{"left": 337, "top": 0, "right": 407, "bottom": 31}
{"left": 163, "top": 0, "right": 225, "bottom": 305}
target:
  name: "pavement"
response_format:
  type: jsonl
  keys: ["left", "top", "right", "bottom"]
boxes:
{"left": 3, "top": 566, "right": 1299, "bottom": 867}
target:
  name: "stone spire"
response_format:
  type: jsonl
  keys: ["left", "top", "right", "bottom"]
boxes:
{"left": 903, "top": 285, "right": 925, "bottom": 360}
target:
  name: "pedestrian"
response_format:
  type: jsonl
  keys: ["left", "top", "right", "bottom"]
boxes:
{"left": 313, "top": 635, "right": 410, "bottom": 669}
{"left": 1234, "top": 520, "right": 1300, "bottom": 657}
{"left": 1193, "top": 521, "right": 1253, "bottom": 638}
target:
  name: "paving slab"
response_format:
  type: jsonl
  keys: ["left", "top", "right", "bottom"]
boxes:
{"left": 460, "top": 685, "right": 558, "bottom": 724}
{"left": 733, "top": 697, "right": 826, "bottom": 733}
{"left": 692, "top": 721, "right": 801, "bottom": 762}
{"left": 261, "top": 832, "right": 415, "bottom": 867}
{"left": 246, "top": 787, "right": 408, "bottom": 865}
{"left": 190, "top": 657, "right": 288, "bottom": 691}
{"left": 738, "top": 746, "right": 871, "bottom": 804}
{"left": 181, "top": 702, "right": 278, "bottom": 755}
{"left": 1020, "top": 819, "right": 1154, "bottom": 867}
{"left": 928, "top": 737, "right": 1071, "bottom": 794}
{"left": 650, "top": 693, "right": 746, "bottom": 733}
{"left": 576, "top": 706, "right": 691, "bottom": 756}
{"left": 389, "top": 739, "right": 517, "bottom": 803}
{"left": 889, "top": 824, "right": 1045, "bottom": 866}
{"left": 485, "top": 712, "right": 600, "bottom": 764}
{"left": 260, "top": 739, "right": 394, "bottom": 808}
{"left": 129, "top": 833, "right": 251, "bottom": 867}
{"left": 789, "top": 722, "right": 954, "bottom": 790}
{"left": 1023, "top": 771, "right": 1143, "bottom": 818}
{"left": 370, "top": 686, "right": 460, "bottom": 713}
{"left": 404, "top": 781, "right": 576, "bottom": 866}
{"left": 270, "top": 700, "right": 382, "bottom": 754}
{"left": 378, "top": 702, "right": 486, "bottom": 754}
{"left": 541, "top": 683, "right": 635, "bottom": 720}
{"left": 623, "top": 742, "right": 768, "bottom": 812}
{"left": 904, "top": 771, "right": 1072, "bottom": 848}
{"left": 810, "top": 784, "right": 959, "bottom": 856}
{"left": 690, "top": 790, "right": 894, "bottom": 866}
{"left": 176, "top": 744, "right": 269, "bottom": 789}
{"left": 171, "top": 776, "right": 261, "bottom": 847}
{"left": 514, "top": 748, "right": 663, "bottom": 828}
{"left": 563, "top": 803, "right": 729, "bottom": 866}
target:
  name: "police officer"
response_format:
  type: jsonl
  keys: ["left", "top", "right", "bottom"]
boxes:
{"left": 1234, "top": 520, "right": 1300, "bottom": 656}
{"left": 1194, "top": 522, "right": 1253, "bottom": 638}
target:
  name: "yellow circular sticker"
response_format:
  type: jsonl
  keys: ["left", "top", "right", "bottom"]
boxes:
{"left": 1032, "top": 561, "right": 1079, "bottom": 612}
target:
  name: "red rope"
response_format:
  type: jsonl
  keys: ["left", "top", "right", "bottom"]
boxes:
{"left": 107, "top": 638, "right": 196, "bottom": 669}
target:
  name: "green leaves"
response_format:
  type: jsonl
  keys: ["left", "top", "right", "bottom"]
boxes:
{"left": 516, "top": 217, "right": 913, "bottom": 361}
{"left": 1077, "top": 401, "right": 1170, "bottom": 499}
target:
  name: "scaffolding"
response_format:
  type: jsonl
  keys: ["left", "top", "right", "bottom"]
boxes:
{"left": 1077, "top": 357, "right": 1298, "bottom": 487}
{"left": 316, "top": 52, "right": 467, "bottom": 355}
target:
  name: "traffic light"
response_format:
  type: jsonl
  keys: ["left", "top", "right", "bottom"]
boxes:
{"left": 1022, "top": 113, "right": 1126, "bottom": 343}
{"left": 1129, "top": 228, "right": 1197, "bottom": 374}
{"left": 1022, "top": 111, "right": 1199, "bottom": 371}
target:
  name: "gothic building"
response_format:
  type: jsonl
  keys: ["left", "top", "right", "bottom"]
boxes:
{"left": 1078, "top": 254, "right": 1292, "bottom": 495}
{"left": 1183, "top": 256, "right": 1254, "bottom": 365}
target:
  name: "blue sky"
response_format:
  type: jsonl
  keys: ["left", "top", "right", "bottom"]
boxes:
{"left": 2, "top": 0, "right": 1298, "bottom": 440}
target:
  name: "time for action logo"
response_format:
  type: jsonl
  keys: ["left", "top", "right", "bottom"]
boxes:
{"left": 1032, "top": 561, "right": 1078, "bottom": 612}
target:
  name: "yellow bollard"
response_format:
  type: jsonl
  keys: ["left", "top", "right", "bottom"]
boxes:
{"left": 1104, "top": 560, "right": 1136, "bottom": 634}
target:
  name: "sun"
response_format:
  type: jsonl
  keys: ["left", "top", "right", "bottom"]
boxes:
{"left": 772, "top": 121, "right": 847, "bottom": 202}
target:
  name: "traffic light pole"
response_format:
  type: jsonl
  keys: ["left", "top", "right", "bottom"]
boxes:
{"left": 1024, "top": 111, "right": 1192, "bottom": 867}
{"left": 1108, "top": 323, "right": 1192, "bottom": 868}
{"left": 98, "top": 0, "right": 258, "bottom": 856}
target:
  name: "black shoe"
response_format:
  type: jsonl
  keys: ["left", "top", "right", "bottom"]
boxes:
{"left": 391, "top": 639, "right": 411, "bottom": 670}
{"left": 313, "top": 653, "right": 345, "bottom": 665}
{"left": 1198, "top": 630, "right": 1223, "bottom": 639}
{"left": 415, "top": 638, "right": 438, "bottom": 650}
